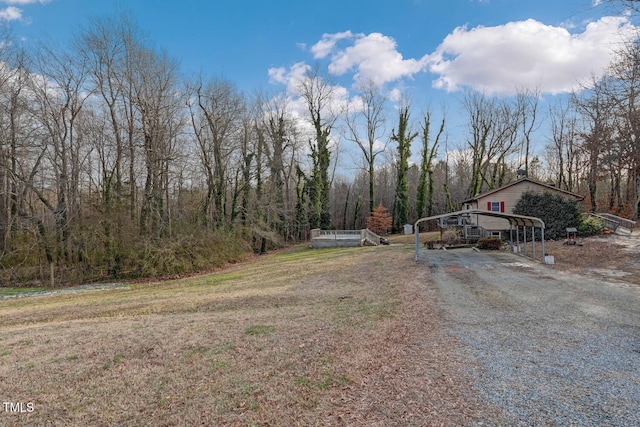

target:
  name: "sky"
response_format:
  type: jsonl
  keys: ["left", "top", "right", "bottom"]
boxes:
{"left": 2, "top": 0, "right": 639, "bottom": 171}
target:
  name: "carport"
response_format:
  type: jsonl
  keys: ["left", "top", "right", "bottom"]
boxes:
{"left": 414, "top": 208, "right": 547, "bottom": 263}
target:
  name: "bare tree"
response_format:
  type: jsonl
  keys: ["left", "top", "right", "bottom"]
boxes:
{"left": 573, "top": 77, "right": 617, "bottom": 213}
{"left": 29, "top": 41, "right": 92, "bottom": 280}
{"left": 129, "top": 47, "right": 182, "bottom": 238}
{"left": 547, "top": 99, "right": 579, "bottom": 191}
{"left": 608, "top": 36, "right": 640, "bottom": 218}
{"left": 257, "top": 93, "right": 300, "bottom": 240}
{"left": 345, "top": 80, "right": 388, "bottom": 213}
{"left": 77, "top": 14, "right": 145, "bottom": 274}
{"left": 297, "top": 65, "right": 339, "bottom": 229}
{"left": 463, "top": 90, "right": 522, "bottom": 197}
{"left": 606, "top": 0, "right": 640, "bottom": 12}
{"left": 517, "top": 88, "right": 541, "bottom": 176}
{"left": 236, "top": 96, "right": 258, "bottom": 228}
{"left": 187, "top": 76, "right": 244, "bottom": 228}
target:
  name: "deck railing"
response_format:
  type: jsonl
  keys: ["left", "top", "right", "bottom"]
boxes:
{"left": 310, "top": 229, "right": 381, "bottom": 246}
{"left": 593, "top": 213, "right": 636, "bottom": 231}
{"left": 311, "top": 229, "right": 362, "bottom": 239}
{"left": 463, "top": 225, "right": 487, "bottom": 241}
{"left": 361, "top": 228, "right": 381, "bottom": 246}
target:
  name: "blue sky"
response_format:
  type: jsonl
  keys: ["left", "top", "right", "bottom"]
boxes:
{"left": 2, "top": 0, "right": 638, "bottom": 170}
{"left": 5, "top": 0, "right": 633, "bottom": 94}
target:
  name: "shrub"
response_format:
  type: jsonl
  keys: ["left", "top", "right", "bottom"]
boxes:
{"left": 130, "top": 229, "right": 251, "bottom": 278}
{"left": 577, "top": 214, "right": 604, "bottom": 236}
{"left": 441, "top": 229, "right": 461, "bottom": 245}
{"left": 477, "top": 237, "right": 503, "bottom": 250}
{"left": 513, "top": 191, "right": 582, "bottom": 240}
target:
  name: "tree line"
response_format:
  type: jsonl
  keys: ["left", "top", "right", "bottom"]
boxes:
{"left": 0, "top": 13, "right": 638, "bottom": 285}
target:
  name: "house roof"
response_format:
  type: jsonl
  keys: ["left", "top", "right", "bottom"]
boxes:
{"left": 461, "top": 177, "right": 585, "bottom": 204}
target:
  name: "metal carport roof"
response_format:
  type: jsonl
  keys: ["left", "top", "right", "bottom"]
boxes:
{"left": 413, "top": 209, "right": 547, "bottom": 262}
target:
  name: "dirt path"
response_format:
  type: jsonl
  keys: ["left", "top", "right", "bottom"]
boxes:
{"left": 419, "top": 247, "right": 640, "bottom": 426}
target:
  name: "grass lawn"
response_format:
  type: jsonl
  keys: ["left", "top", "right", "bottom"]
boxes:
{"left": 0, "top": 242, "right": 491, "bottom": 426}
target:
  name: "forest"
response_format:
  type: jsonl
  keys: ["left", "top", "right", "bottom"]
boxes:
{"left": 1, "top": 12, "right": 639, "bottom": 285}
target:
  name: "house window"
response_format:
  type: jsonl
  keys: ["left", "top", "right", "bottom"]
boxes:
{"left": 487, "top": 201, "right": 505, "bottom": 212}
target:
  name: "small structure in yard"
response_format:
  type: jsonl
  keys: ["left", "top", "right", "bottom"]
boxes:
{"left": 310, "top": 229, "right": 381, "bottom": 248}
{"left": 564, "top": 227, "right": 578, "bottom": 245}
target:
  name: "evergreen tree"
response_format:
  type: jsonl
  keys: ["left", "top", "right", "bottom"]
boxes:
{"left": 513, "top": 191, "right": 582, "bottom": 240}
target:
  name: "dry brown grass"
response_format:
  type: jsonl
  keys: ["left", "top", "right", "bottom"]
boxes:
{"left": 0, "top": 244, "right": 496, "bottom": 426}
{"left": 542, "top": 235, "right": 640, "bottom": 284}
{"left": 385, "top": 231, "right": 440, "bottom": 245}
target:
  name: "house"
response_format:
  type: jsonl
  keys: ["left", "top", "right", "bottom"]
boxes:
{"left": 460, "top": 177, "right": 585, "bottom": 237}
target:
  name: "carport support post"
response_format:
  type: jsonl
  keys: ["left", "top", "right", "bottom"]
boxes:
{"left": 509, "top": 225, "right": 513, "bottom": 250}
{"left": 541, "top": 228, "right": 546, "bottom": 264}
{"left": 414, "top": 220, "right": 422, "bottom": 262}
{"left": 414, "top": 226, "right": 418, "bottom": 262}
{"left": 532, "top": 227, "right": 536, "bottom": 260}
{"left": 523, "top": 226, "right": 527, "bottom": 257}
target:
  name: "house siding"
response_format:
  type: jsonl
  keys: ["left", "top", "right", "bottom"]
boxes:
{"left": 465, "top": 180, "right": 583, "bottom": 231}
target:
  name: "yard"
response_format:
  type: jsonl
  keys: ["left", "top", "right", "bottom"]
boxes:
{"left": 1, "top": 233, "right": 638, "bottom": 425}
{"left": 0, "top": 244, "right": 493, "bottom": 426}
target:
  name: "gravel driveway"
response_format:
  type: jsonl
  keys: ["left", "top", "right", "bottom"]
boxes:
{"left": 419, "top": 247, "right": 640, "bottom": 426}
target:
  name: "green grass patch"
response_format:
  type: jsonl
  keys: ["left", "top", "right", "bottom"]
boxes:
{"left": 205, "top": 273, "right": 245, "bottom": 285}
{"left": 272, "top": 246, "right": 359, "bottom": 262}
{"left": 294, "top": 371, "right": 350, "bottom": 390}
{"left": 209, "top": 357, "right": 230, "bottom": 373}
{"left": 0, "top": 287, "right": 48, "bottom": 297}
{"left": 357, "top": 300, "right": 397, "bottom": 321}
{"left": 330, "top": 296, "right": 398, "bottom": 327}
{"left": 212, "top": 342, "right": 235, "bottom": 354}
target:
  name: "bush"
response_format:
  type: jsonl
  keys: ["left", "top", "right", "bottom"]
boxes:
{"left": 477, "top": 237, "right": 503, "bottom": 250}
{"left": 577, "top": 214, "right": 604, "bottom": 236}
{"left": 129, "top": 229, "right": 251, "bottom": 278}
{"left": 513, "top": 191, "right": 582, "bottom": 240}
{"left": 441, "top": 229, "right": 461, "bottom": 245}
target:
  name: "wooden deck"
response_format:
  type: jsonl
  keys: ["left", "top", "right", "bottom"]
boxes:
{"left": 310, "top": 229, "right": 381, "bottom": 248}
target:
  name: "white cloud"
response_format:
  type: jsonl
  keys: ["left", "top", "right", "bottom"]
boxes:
{"left": 312, "top": 31, "right": 430, "bottom": 87}
{"left": 310, "top": 31, "right": 354, "bottom": 59}
{"left": 428, "top": 16, "right": 638, "bottom": 95}
{"left": 0, "top": 6, "right": 21, "bottom": 20}
{"left": 0, "top": 0, "right": 51, "bottom": 22}
{"left": 1, "top": 0, "right": 51, "bottom": 4}
{"left": 268, "top": 61, "right": 311, "bottom": 95}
